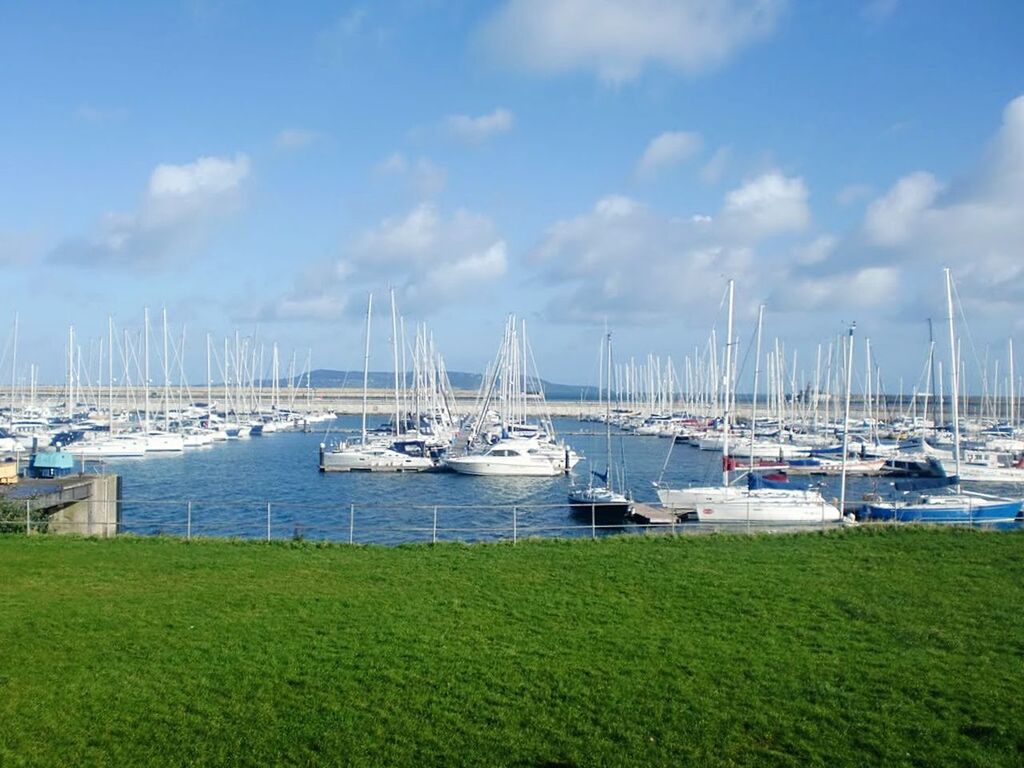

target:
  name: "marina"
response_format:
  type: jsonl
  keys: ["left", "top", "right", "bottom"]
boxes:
{"left": 4, "top": 413, "right": 1023, "bottom": 543}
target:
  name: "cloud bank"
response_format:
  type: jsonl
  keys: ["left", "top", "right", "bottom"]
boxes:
{"left": 479, "top": 0, "right": 787, "bottom": 83}
{"left": 50, "top": 153, "right": 251, "bottom": 269}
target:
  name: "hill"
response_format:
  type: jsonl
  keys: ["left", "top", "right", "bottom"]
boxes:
{"left": 279, "top": 369, "right": 599, "bottom": 401}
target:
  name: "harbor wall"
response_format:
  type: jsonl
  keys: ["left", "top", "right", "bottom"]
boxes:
{"left": 0, "top": 385, "right": 944, "bottom": 420}
{"left": 46, "top": 475, "right": 120, "bottom": 537}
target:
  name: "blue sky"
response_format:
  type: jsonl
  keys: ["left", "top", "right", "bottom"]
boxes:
{"left": 2, "top": 0, "right": 1023, "bottom": 392}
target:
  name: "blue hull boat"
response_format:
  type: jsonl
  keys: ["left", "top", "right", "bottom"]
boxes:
{"left": 861, "top": 496, "right": 1022, "bottom": 523}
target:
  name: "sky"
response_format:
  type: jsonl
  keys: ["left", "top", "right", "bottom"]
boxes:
{"left": 1, "top": 0, "right": 1023, "bottom": 393}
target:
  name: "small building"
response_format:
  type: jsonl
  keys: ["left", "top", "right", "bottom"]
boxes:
{"left": 27, "top": 450, "right": 76, "bottom": 479}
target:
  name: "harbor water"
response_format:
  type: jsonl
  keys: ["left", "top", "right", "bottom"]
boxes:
{"left": 96, "top": 417, "right": 1024, "bottom": 543}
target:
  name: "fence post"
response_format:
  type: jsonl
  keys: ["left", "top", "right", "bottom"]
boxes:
{"left": 349, "top": 503, "right": 355, "bottom": 545}
{"left": 25, "top": 499, "right": 31, "bottom": 536}
{"left": 432, "top": 506, "right": 437, "bottom": 544}
{"left": 512, "top": 506, "right": 517, "bottom": 545}
{"left": 266, "top": 502, "right": 271, "bottom": 542}
{"left": 591, "top": 504, "right": 596, "bottom": 539}
{"left": 186, "top": 501, "right": 192, "bottom": 541}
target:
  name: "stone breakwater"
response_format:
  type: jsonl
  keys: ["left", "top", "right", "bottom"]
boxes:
{"left": 4, "top": 385, "right": 907, "bottom": 420}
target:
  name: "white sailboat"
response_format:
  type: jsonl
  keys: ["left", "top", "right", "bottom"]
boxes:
{"left": 569, "top": 330, "right": 632, "bottom": 516}
{"left": 448, "top": 314, "right": 580, "bottom": 476}
{"left": 863, "top": 269, "right": 1023, "bottom": 522}
{"left": 320, "top": 292, "right": 436, "bottom": 473}
{"left": 656, "top": 281, "right": 842, "bottom": 524}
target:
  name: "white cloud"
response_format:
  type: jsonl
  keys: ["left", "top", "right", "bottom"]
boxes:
{"left": 358, "top": 203, "right": 440, "bottom": 257}
{"left": 374, "top": 153, "right": 446, "bottom": 197}
{"left": 533, "top": 194, "right": 760, "bottom": 324}
{"left": 376, "top": 152, "right": 407, "bottom": 175}
{"left": 636, "top": 131, "right": 702, "bottom": 178}
{"left": 700, "top": 146, "right": 732, "bottom": 184}
{"left": 50, "top": 153, "right": 250, "bottom": 268}
{"left": 275, "top": 128, "right": 320, "bottom": 149}
{"left": 773, "top": 94, "right": 1024, "bottom": 329}
{"left": 723, "top": 171, "right": 810, "bottom": 237}
{"left": 478, "top": 0, "right": 787, "bottom": 83}
{"left": 774, "top": 266, "right": 901, "bottom": 311}
{"left": 445, "top": 108, "right": 514, "bottom": 143}
{"left": 792, "top": 235, "right": 836, "bottom": 265}
{"left": 260, "top": 203, "right": 506, "bottom": 321}
{"left": 862, "top": 171, "right": 941, "bottom": 246}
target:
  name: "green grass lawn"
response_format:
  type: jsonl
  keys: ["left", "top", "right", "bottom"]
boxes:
{"left": 0, "top": 528, "right": 1021, "bottom": 767}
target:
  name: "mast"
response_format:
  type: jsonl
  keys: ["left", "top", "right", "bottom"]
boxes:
{"left": 839, "top": 322, "right": 856, "bottom": 517}
{"left": 390, "top": 287, "right": 401, "bottom": 437}
{"left": 1008, "top": 338, "right": 1015, "bottom": 428}
{"left": 749, "top": 304, "right": 764, "bottom": 473}
{"left": 721, "top": 279, "right": 734, "bottom": 488}
{"left": 9, "top": 312, "right": 17, "bottom": 428}
{"left": 67, "top": 324, "right": 74, "bottom": 418}
{"left": 108, "top": 317, "right": 114, "bottom": 433}
{"left": 945, "top": 268, "right": 962, "bottom": 490}
{"left": 143, "top": 308, "right": 150, "bottom": 433}
{"left": 206, "top": 333, "right": 212, "bottom": 426}
{"left": 162, "top": 307, "right": 170, "bottom": 431}
{"left": 605, "top": 330, "right": 613, "bottom": 489}
{"left": 926, "top": 318, "right": 936, "bottom": 428}
{"left": 361, "top": 293, "right": 373, "bottom": 446}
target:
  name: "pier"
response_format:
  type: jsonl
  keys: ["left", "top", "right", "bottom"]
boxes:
{"left": 0, "top": 472, "right": 120, "bottom": 537}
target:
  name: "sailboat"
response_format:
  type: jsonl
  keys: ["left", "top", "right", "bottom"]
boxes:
{"left": 861, "top": 268, "right": 1023, "bottom": 523}
{"left": 319, "top": 292, "right": 438, "bottom": 472}
{"left": 568, "top": 330, "right": 633, "bottom": 517}
{"left": 447, "top": 314, "right": 580, "bottom": 476}
{"left": 656, "top": 280, "right": 842, "bottom": 524}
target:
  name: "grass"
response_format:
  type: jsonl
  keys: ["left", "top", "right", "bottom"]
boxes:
{"left": 0, "top": 528, "right": 1022, "bottom": 767}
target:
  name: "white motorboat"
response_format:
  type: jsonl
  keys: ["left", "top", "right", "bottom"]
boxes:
{"left": 319, "top": 441, "right": 436, "bottom": 472}
{"left": 144, "top": 431, "right": 185, "bottom": 452}
{"left": 68, "top": 434, "right": 148, "bottom": 458}
{"left": 446, "top": 438, "right": 566, "bottom": 476}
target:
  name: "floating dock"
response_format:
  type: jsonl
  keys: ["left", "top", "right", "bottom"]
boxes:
{"left": 629, "top": 502, "right": 681, "bottom": 525}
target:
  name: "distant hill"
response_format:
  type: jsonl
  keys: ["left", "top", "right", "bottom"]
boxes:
{"left": 274, "top": 370, "right": 599, "bottom": 401}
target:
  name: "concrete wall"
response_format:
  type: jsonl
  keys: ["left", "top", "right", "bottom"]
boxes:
{"left": 48, "top": 475, "right": 121, "bottom": 538}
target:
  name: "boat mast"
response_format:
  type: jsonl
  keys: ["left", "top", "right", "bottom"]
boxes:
{"left": 206, "top": 333, "right": 212, "bottom": 427}
{"left": 108, "top": 316, "right": 114, "bottom": 433}
{"left": 391, "top": 288, "right": 401, "bottom": 437}
{"left": 143, "top": 308, "right": 150, "bottom": 433}
{"left": 839, "top": 321, "right": 856, "bottom": 517}
{"left": 721, "top": 279, "right": 734, "bottom": 488}
{"left": 605, "top": 329, "right": 613, "bottom": 490}
{"left": 162, "top": 307, "right": 170, "bottom": 432}
{"left": 945, "top": 268, "right": 962, "bottom": 490}
{"left": 361, "top": 293, "right": 373, "bottom": 446}
{"left": 9, "top": 312, "right": 17, "bottom": 429}
{"left": 749, "top": 304, "right": 764, "bottom": 473}
{"left": 1009, "top": 338, "right": 1015, "bottom": 428}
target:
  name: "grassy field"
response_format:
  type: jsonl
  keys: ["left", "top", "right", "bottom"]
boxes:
{"left": 0, "top": 528, "right": 1021, "bottom": 767}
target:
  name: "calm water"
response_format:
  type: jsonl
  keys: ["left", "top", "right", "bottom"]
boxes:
{"left": 102, "top": 417, "right": 1022, "bottom": 543}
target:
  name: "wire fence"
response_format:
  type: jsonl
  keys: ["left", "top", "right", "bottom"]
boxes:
{"left": 0, "top": 495, "right": 885, "bottom": 543}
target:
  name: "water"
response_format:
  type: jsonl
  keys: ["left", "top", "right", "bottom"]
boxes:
{"left": 100, "top": 417, "right": 1022, "bottom": 543}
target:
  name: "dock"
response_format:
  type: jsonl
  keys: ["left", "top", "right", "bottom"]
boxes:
{"left": 0, "top": 471, "right": 121, "bottom": 537}
{"left": 629, "top": 502, "right": 681, "bottom": 525}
